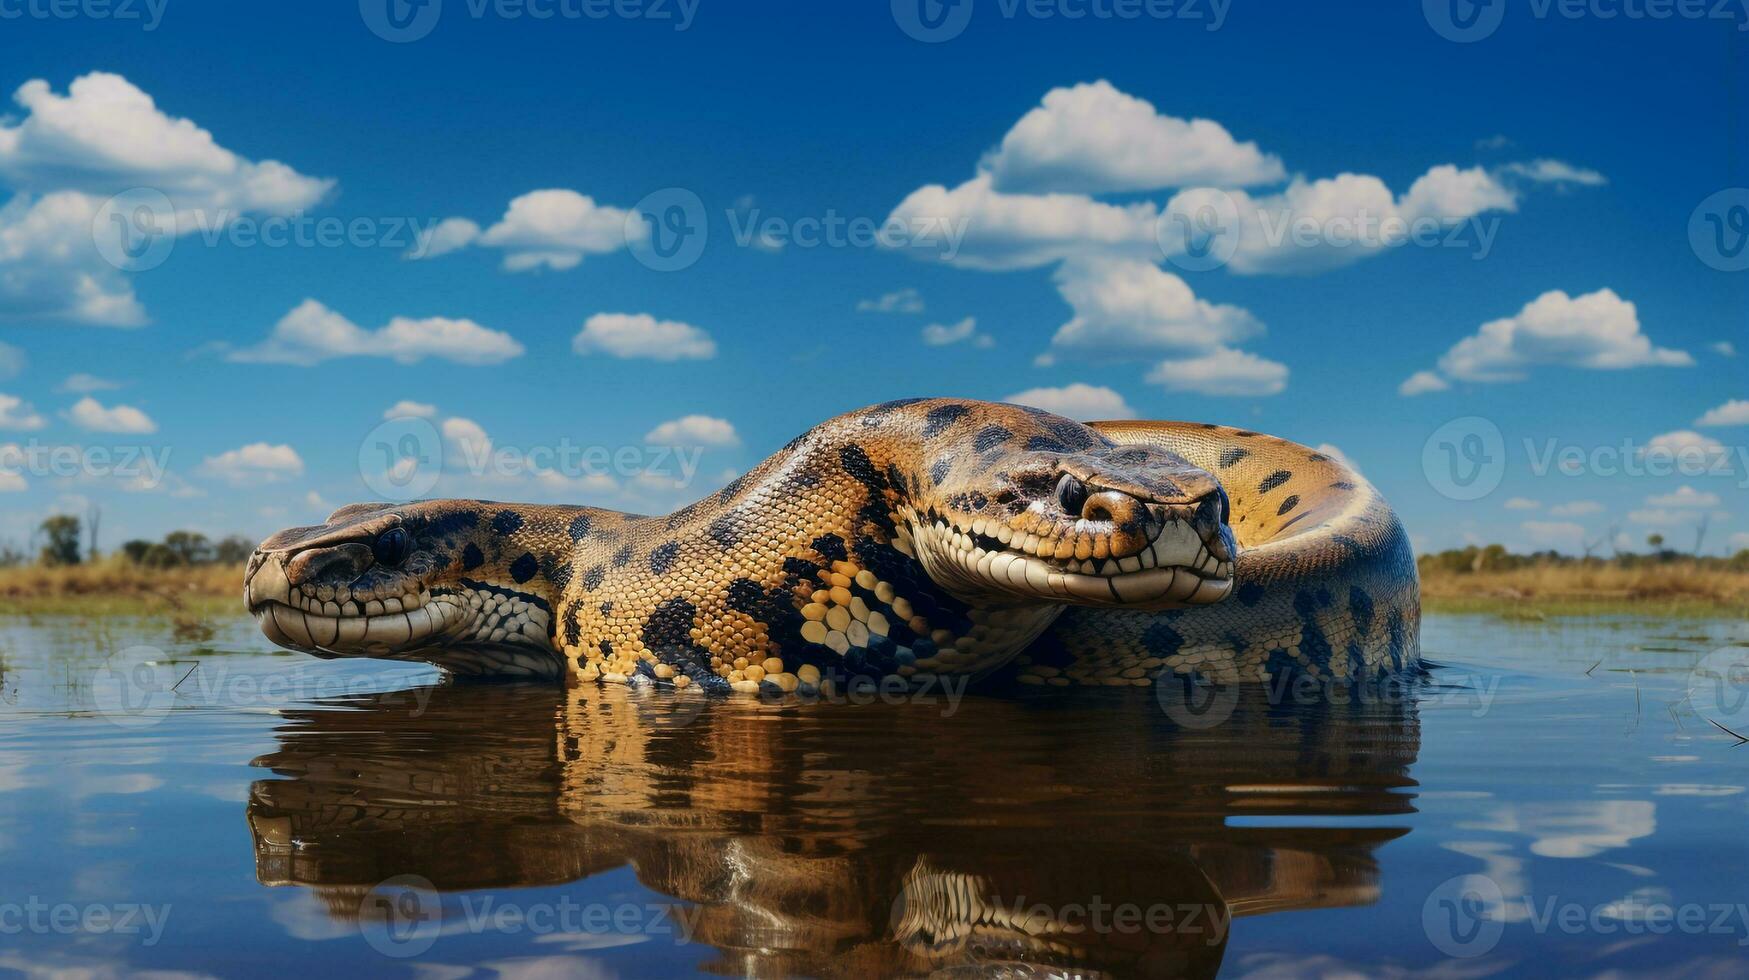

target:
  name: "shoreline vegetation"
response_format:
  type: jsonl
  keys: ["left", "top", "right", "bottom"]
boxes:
{"left": 2, "top": 545, "right": 1747, "bottom": 618}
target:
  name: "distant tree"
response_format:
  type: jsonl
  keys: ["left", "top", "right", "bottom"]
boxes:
{"left": 120, "top": 539, "right": 155, "bottom": 563}
{"left": 213, "top": 535, "right": 254, "bottom": 564}
{"left": 162, "top": 531, "right": 212, "bottom": 565}
{"left": 139, "top": 543, "right": 183, "bottom": 568}
{"left": 1647, "top": 533, "right": 1664, "bottom": 550}
{"left": 38, "top": 515, "right": 82, "bottom": 566}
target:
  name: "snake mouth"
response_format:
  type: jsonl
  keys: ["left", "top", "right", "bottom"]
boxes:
{"left": 244, "top": 552, "right": 463, "bottom": 657}
{"left": 915, "top": 504, "right": 1234, "bottom": 609}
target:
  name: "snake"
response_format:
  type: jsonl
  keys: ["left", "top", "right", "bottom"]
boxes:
{"left": 245, "top": 398, "right": 1419, "bottom": 693}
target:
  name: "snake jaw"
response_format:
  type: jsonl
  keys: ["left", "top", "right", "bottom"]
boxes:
{"left": 911, "top": 500, "right": 1234, "bottom": 610}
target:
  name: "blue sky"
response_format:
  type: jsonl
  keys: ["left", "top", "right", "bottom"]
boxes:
{"left": 0, "top": 0, "right": 1744, "bottom": 556}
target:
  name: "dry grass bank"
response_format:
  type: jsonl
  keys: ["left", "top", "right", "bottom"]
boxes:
{"left": 0, "top": 558, "right": 242, "bottom": 616}
{"left": 1419, "top": 559, "right": 1749, "bottom": 616}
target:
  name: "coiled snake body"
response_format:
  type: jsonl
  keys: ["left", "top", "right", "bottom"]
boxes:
{"left": 246, "top": 399, "right": 1419, "bottom": 693}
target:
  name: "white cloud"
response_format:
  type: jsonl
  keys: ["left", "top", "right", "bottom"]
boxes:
{"left": 980, "top": 80, "right": 1284, "bottom": 194}
{"left": 1500, "top": 159, "right": 1607, "bottom": 186}
{"left": 199, "top": 442, "right": 303, "bottom": 486}
{"left": 440, "top": 417, "right": 492, "bottom": 466}
{"left": 1549, "top": 500, "right": 1604, "bottom": 517}
{"left": 856, "top": 287, "right": 923, "bottom": 314}
{"left": 885, "top": 172, "right": 1159, "bottom": 271}
{"left": 1710, "top": 341, "right": 1736, "bottom": 357}
{"left": 1629, "top": 507, "right": 1703, "bottom": 527}
{"left": 383, "top": 400, "right": 437, "bottom": 419}
{"left": 1504, "top": 497, "right": 1541, "bottom": 510}
{"left": 0, "top": 341, "right": 21, "bottom": 379}
{"left": 1645, "top": 486, "right": 1720, "bottom": 509}
{"left": 1168, "top": 165, "right": 1517, "bottom": 276}
{"left": 1642, "top": 430, "right": 1728, "bottom": 466}
{"left": 572, "top": 312, "right": 716, "bottom": 361}
{"left": 921, "top": 316, "right": 994, "bottom": 348}
{"left": 0, "top": 73, "right": 332, "bottom": 211}
{"left": 0, "top": 393, "right": 45, "bottom": 430}
{"left": 1697, "top": 399, "right": 1749, "bottom": 427}
{"left": 645, "top": 414, "right": 738, "bottom": 446}
{"left": 0, "top": 73, "right": 332, "bottom": 325}
{"left": 57, "top": 372, "right": 118, "bottom": 393}
{"left": 230, "top": 299, "right": 524, "bottom": 366}
{"left": 1045, "top": 258, "right": 1261, "bottom": 357}
{"left": 1145, "top": 346, "right": 1288, "bottom": 396}
{"left": 1431, "top": 289, "right": 1690, "bottom": 384}
{"left": 408, "top": 216, "right": 481, "bottom": 260}
{"left": 66, "top": 396, "right": 154, "bottom": 433}
{"left": 1398, "top": 370, "right": 1451, "bottom": 396}
{"left": 1523, "top": 520, "right": 1586, "bottom": 550}
{"left": 1002, "top": 383, "right": 1136, "bottom": 420}
{"left": 463, "top": 189, "right": 634, "bottom": 271}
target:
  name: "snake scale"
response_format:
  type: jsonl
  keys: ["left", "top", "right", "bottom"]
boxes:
{"left": 246, "top": 398, "right": 1419, "bottom": 693}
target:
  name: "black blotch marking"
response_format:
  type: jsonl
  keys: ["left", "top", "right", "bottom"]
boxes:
{"left": 929, "top": 459, "right": 951, "bottom": 485}
{"left": 707, "top": 514, "right": 741, "bottom": 549}
{"left": 581, "top": 564, "right": 606, "bottom": 591}
{"left": 839, "top": 443, "right": 886, "bottom": 491}
{"left": 546, "top": 560, "right": 572, "bottom": 591}
{"left": 641, "top": 597, "right": 699, "bottom": 660}
{"left": 1233, "top": 430, "right": 1259, "bottom": 438}
{"left": 1292, "top": 588, "right": 1334, "bottom": 667}
{"left": 1025, "top": 435, "right": 1068, "bottom": 453}
{"left": 1349, "top": 586, "right": 1375, "bottom": 639}
{"left": 1236, "top": 582, "right": 1266, "bottom": 606}
{"left": 811, "top": 534, "right": 847, "bottom": 562}
{"left": 491, "top": 510, "right": 524, "bottom": 536}
{"left": 1278, "top": 511, "right": 1312, "bottom": 532}
{"left": 508, "top": 553, "right": 538, "bottom": 584}
{"left": 870, "top": 397, "right": 927, "bottom": 414}
{"left": 923, "top": 403, "right": 970, "bottom": 438}
{"left": 612, "top": 545, "right": 634, "bottom": 568}
{"left": 422, "top": 510, "right": 480, "bottom": 538}
{"left": 599, "top": 640, "right": 613, "bottom": 656}
{"left": 724, "top": 578, "right": 766, "bottom": 614}
{"left": 648, "top": 541, "right": 680, "bottom": 576}
{"left": 1331, "top": 481, "right": 1357, "bottom": 491}
{"left": 1219, "top": 447, "right": 1249, "bottom": 468}
{"left": 461, "top": 543, "right": 484, "bottom": 571}
{"left": 598, "top": 600, "right": 613, "bottom": 615}
{"left": 1142, "top": 621, "right": 1185, "bottom": 658}
{"left": 1258, "top": 470, "right": 1292, "bottom": 494}
{"left": 567, "top": 513, "right": 592, "bottom": 541}
{"left": 973, "top": 424, "right": 1013, "bottom": 453}
{"left": 563, "top": 604, "right": 581, "bottom": 646}
{"left": 1308, "top": 452, "right": 1329, "bottom": 462}
{"left": 1276, "top": 494, "right": 1300, "bottom": 516}
{"left": 884, "top": 462, "right": 910, "bottom": 495}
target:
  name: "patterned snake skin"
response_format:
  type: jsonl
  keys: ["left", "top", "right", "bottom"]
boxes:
{"left": 246, "top": 398, "right": 1418, "bottom": 692}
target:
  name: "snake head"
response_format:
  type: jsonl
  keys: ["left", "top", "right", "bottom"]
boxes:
{"left": 244, "top": 500, "right": 563, "bottom": 677}
{"left": 913, "top": 426, "right": 1235, "bottom": 610}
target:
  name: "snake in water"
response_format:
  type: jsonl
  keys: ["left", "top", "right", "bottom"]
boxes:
{"left": 245, "top": 398, "right": 1419, "bottom": 693}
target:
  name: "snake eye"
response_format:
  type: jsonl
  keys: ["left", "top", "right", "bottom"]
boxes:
{"left": 1056, "top": 473, "right": 1088, "bottom": 516}
{"left": 372, "top": 527, "right": 410, "bottom": 566}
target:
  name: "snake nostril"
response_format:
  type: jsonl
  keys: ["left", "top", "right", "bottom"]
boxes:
{"left": 1084, "top": 501, "right": 1114, "bottom": 522}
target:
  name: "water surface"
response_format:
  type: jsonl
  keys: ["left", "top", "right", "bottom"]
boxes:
{"left": 0, "top": 612, "right": 1744, "bottom": 977}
